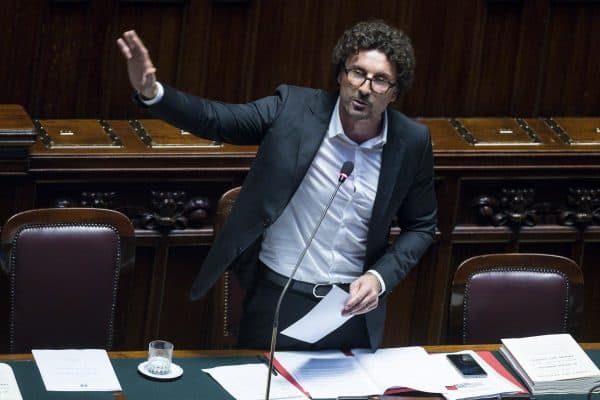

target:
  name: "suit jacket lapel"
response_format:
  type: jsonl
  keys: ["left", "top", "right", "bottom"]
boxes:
{"left": 294, "top": 90, "right": 338, "bottom": 181}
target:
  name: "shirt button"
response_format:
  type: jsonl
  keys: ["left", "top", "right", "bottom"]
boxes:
{"left": 263, "top": 218, "right": 271, "bottom": 227}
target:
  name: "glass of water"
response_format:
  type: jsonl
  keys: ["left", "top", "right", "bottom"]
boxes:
{"left": 146, "top": 340, "right": 174, "bottom": 375}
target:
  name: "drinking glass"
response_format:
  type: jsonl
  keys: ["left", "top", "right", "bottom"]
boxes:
{"left": 146, "top": 340, "right": 173, "bottom": 375}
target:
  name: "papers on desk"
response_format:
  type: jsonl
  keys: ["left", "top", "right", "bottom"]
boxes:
{"left": 32, "top": 349, "right": 122, "bottom": 391}
{"left": 273, "top": 350, "right": 380, "bottom": 398}
{"left": 202, "top": 363, "right": 308, "bottom": 400}
{"left": 280, "top": 285, "right": 352, "bottom": 343}
{"left": 273, "top": 347, "right": 525, "bottom": 400}
{"left": 500, "top": 333, "right": 600, "bottom": 394}
{"left": 0, "top": 363, "right": 23, "bottom": 400}
{"left": 351, "top": 347, "right": 449, "bottom": 394}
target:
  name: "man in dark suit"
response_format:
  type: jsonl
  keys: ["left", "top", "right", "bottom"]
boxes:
{"left": 117, "top": 20, "right": 437, "bottom": 350}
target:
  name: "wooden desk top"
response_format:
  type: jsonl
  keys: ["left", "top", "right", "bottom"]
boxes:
{"left": 1, "top": 343, "right": 598, "bottom": 361}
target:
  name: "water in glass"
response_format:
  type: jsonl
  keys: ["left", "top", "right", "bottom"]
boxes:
{"left": 146, "top": 355, "right": 171, "bottom": 375}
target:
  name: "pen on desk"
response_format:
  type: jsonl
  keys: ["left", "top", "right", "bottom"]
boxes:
{"left": 257, "top": 355, "right": 278, "bottom": 375}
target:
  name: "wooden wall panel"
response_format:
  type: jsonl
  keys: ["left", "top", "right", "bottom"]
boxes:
{"left": 3, "top": 1, "right": 45, "bottom": 113}
{"left": 31, "top": 3, "right": 90, "bottom": 117}
{"left": 540, "top": 2, "right": 600, "bottom": 115}
{"left": 473, "top": 2, "right": 523, "bottom": 115}
{"left": 202, "top": 2, "right": 253, "bottom": 100}
{"left": 3, "top": 0, "right": 599, "bottom": 118}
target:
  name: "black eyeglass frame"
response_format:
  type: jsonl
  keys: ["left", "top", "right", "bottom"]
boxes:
{"left": 342, "top": 66, "right": 397, "bottom": 95}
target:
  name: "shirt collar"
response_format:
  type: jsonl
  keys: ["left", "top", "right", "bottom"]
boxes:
{"left": 327, "top": 97, "right": 388, "bottom": 149}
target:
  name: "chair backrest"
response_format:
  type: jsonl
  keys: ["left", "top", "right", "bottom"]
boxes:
{"left": 210, "top": 187, "right": 246, "bottom": 348}
{"left": 0, "top": 208, "right": 135, "bottom": 353}
{"left": 449, "top": 253, "right": 584, "bottom": 345}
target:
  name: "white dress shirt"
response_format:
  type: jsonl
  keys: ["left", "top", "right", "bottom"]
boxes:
{"left": 260, "top": 98, "right": 386, "bottom": 291}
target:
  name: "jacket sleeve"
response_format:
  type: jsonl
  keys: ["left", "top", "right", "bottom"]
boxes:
{"left": 137, "top": 84, "right": 290, "bottom": 145}
{"left": 372, "top": 131, "right": 437, "bottom": 295}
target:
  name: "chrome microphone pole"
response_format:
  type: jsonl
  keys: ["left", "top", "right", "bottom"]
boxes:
{"left": 265, "top": 162, "right": 353, "bottom": 400}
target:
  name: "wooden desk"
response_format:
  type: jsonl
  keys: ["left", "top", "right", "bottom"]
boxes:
{"left": 0, "top": 345, "right": 598, "bottom": 399}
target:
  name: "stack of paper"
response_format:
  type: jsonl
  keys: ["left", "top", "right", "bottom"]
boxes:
{"left": 500, "top": 333, "right": 600, "bottom": 394}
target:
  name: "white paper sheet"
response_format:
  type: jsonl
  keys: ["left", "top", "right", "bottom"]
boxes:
{"left": 32, "top": 349, "right": 122, "bottom": 391}
{"left": 0, "top": 363, "right": 23, "bottom": 400}
{"left": 352, "top": 346, "right": 450, "bottom": 394}
{"left": 280, "top": 285, "right": 352, "bottom": 343}
{"left": 202, "top": 363, "right": 308, "bottom": 400}
{"left": 274, "top": 350, "right": 380, "bottom": 398}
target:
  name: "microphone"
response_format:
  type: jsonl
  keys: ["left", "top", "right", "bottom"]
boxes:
{"left": 338, "top": 161, "right": 354, "bottom": 183}
{"left": 265, "top": 161, "right": 354, "bottom": 400}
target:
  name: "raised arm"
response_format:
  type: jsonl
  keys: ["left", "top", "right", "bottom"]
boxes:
{"left": 116, "top": 30, "right": 158, "bottom": 99}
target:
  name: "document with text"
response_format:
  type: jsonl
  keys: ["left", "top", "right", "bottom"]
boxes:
{"left": 274, "top": 350, "right": 379, "bottom": 399}
{"left": 0, "top": 363, "right": 23, "bottom": 400}
{"left": 32, "top": 349, "right": 122, "bottom": 391}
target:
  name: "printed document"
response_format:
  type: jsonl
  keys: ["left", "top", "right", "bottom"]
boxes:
{"left": 352, "top": 346, "right": 449, "bottom": 394}
{"left": 280, "top": 285, "right": 352, "bottom": 343}
{"left": 202, "top": 363, "right": 308, "bottom": 400}
{"left": 0, "top": 363, "right": 23, "bottom": 400}
{"left": 274, "top": 350, "right": 379, "bottom": 399}
{"left": 32, "top": 349, "right": 122, "bottom": 391}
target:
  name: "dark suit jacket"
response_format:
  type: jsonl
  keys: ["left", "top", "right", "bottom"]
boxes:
{"left": 143, "top": 83, "right": 437, "bottom": 349}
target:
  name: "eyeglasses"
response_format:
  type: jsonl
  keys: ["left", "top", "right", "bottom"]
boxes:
{"left": 343, "top": 66, "right": 396, "bottom": 94}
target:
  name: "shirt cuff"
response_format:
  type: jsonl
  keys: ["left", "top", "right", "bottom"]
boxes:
{"left": 138, "top": 82, "right": 164, "bottom": 105}
{"left": 366, "top": 269, "right": 386, "bottom": 296}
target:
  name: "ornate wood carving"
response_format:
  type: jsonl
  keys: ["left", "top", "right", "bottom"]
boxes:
{"left": 132, "top": 191, "right": 210, "bottom": 232}
{"left": 473, "top": 187, "right": 600, "bottom": 229}
{"left": 472, "top": 188, "right": 538, "bottom": 228}
{"left": 55, "top": 192, "right": 118, "bottom": 209}
{"left": 559, "top": 188, "right": 600, "bottom": 228}
{"left": 54, "top": 190, "right": 210, "bottom": 232}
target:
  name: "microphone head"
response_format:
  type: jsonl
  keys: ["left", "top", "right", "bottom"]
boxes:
{"left": 338, "top": 161, "right": 354, "bottom": 183}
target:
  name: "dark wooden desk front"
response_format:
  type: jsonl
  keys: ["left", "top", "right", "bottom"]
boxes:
{"left": 1, "top": 105, "right": 600, "bottom": 351}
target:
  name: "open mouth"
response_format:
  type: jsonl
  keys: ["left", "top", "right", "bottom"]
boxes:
{"left": 351, "top": 98, "right": 370, "bottom": 110}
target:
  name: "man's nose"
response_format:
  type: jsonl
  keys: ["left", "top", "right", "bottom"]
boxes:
{"left": 358, "top": 79, "right": 371, "bottom": 95}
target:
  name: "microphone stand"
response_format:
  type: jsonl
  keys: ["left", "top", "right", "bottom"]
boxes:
{"left": 265, "top": 172, "right": 350, "bottom": 400}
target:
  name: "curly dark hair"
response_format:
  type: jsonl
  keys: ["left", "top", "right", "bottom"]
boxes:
{"left": 332, "top": 20, "right": 415, "bottom": 98}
